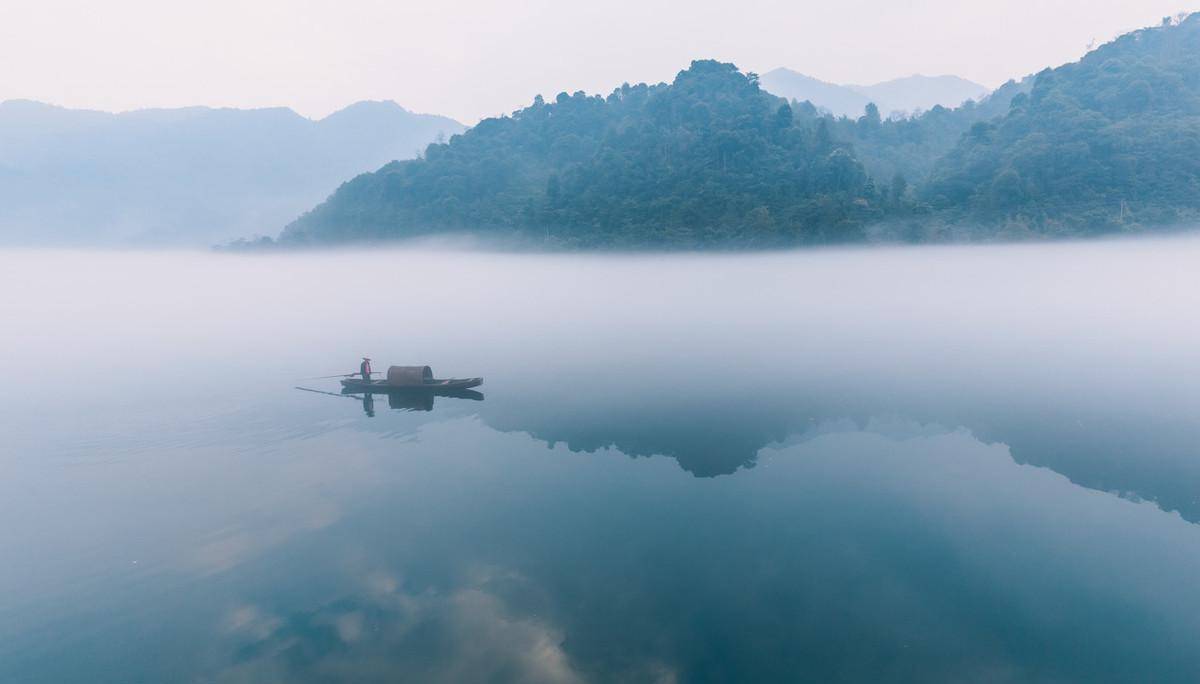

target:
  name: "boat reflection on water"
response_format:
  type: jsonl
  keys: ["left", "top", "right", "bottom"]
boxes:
{"left": 343, "top": 387, "right": 484, "bottom": 416}
{"left": 295, "top": 384, "right": 483, "bottom": 417}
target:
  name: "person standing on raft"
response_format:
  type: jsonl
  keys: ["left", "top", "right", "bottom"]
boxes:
{"left": 359, "top": 357, "right": 372, "bottom": 382}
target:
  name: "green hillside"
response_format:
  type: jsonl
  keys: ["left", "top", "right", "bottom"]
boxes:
{"left": 277, "top": 14, "right": 1200, "bottom": 248}
{"left": 925, "top": 14, "right": 1200, "bottom": 234}
{"left": 281, "top": 61, "right": 876, "bottom": 247}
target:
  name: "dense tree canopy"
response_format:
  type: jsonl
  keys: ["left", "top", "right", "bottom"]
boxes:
{"left": 807, "top": 77, "right": 1031, "bottom": 190}
{"left": 925, "top": 13, "right": 1200, "bottom": 234}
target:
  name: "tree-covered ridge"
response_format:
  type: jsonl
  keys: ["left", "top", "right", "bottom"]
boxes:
{"left": 925, "top": 13, "right": 1200, "bottom": 232}
{"left": 282, "top": 61, "right": 876, "bottom": 247}
{"left": 277, "top": 14, "right": 1200, "bottom": 248}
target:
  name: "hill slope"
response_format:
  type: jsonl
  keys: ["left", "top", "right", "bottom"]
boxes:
{"left": 925, "top": 14, "right": 1200, "bottom": 233}
{"left": 813, "top": 77, "right": 1032, "bottom": 188}
{"left": 0, "top": 100, "right": 464, "bottom": 245}
{"left": 283, "top": 61, "right": 876, "bottom": 248}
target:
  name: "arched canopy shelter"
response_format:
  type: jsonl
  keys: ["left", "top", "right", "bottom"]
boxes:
{"left": 387, "top": 365, "right": 434, "bottom": 387}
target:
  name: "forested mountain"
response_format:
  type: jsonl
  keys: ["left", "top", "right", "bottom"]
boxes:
{"left": 925, "top": 13, "right": 1200, "bottom": 234}
{"left": 278, "top": 13, "right": 1200, "bottom": 248}
{"left": 0, "top": 100, "right": 463, "bottom": 245}
{"left": 283, "top": 61, "right": 876, "bottom": 247}
{"left": 760, "top": 69, "right": 987, "bottom": 117}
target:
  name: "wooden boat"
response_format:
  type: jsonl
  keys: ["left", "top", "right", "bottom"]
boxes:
{"left": 340, "top": 365, "right": 482, "bottom": 393}
{"left": 341, "top": 377, "right": 482, "bottom": 392}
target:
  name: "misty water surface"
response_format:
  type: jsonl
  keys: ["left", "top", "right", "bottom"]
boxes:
{"left": 2, "top": 238, "right": 1200, "bottom": 682}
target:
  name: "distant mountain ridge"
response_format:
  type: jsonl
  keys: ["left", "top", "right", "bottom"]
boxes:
{"left": 757, "top": 70, "right": 873, "bottom": 118}
{"left": 760, "top": 69, "right": 989, "bottom": 117}
{"left": 0, "top": 99, "right": 464, "bottom": 245}
{"left": 852, "top": 74, "right": 991, "bottom": 115}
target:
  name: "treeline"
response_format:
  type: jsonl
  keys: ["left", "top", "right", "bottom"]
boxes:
{"left": 282, "top": 61, "right": 876, "bottom": 247}
{"left": 277, "top": 13, "right": 1200, "bottom": 248}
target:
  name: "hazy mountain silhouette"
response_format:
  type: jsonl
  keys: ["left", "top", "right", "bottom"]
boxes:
{"left": 758, "top": 70, "right": 874, "bottom": 118}
{"left": 0, "top": 99, "right": 464, "bottom": 245}
{"left": 760, "top": 69, "right": 988, "bottom": 117}
{"left": 853, "top": 74, "right": 990, "bottom": 114}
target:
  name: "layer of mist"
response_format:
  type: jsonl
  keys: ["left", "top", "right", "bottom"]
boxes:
{"left": 4, "top": 235, "right": 1200, "bottom": 504}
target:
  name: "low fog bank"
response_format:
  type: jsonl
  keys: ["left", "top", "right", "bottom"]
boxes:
{"left": 4, "top": 233, "right": 1198, "bottom": 405}
{"left": 6, "top": 234, "right": 1200, "bottom": 518}
{"left": 228, "top": 220, "right": 1200, "bottom": 256}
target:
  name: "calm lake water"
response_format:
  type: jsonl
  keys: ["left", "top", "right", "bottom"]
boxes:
{"left": 3, "top": 239, "right": 1200, "bottom": 682}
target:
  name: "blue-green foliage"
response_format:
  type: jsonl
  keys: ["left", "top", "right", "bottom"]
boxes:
{"left": 810, "top": 77, "right": 1032, "bottom": 191}
{"left": 926, "top": 14, "right": 1200, "bottom": 233}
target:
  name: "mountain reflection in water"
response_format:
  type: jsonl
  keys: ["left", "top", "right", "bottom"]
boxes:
{"left": 302, "top": 374, "right": 1200, "bottom": 522}
{"left": 480, "top": 386, "right": 1200, "bottom": 522}
{"left": 189, "top": 419, "right": 1200, "bottom": 683}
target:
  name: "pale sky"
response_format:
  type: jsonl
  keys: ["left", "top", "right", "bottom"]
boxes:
{"left": 0, "top": 0, "right": 1192, "bottom": 123}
